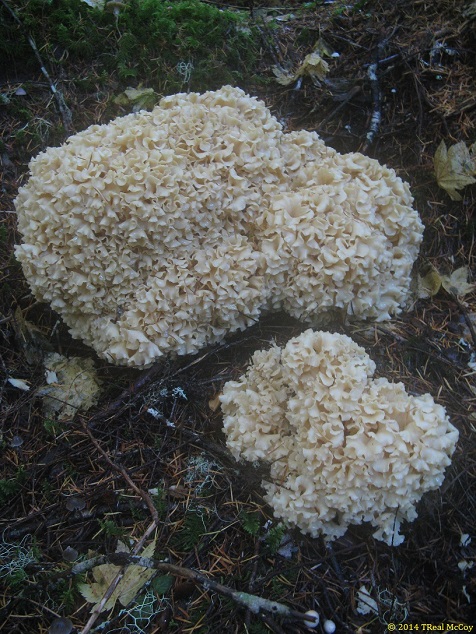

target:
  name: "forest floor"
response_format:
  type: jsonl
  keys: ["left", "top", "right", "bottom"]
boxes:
{"left": 0, "top": 0, "right": 475, "bottom": 632}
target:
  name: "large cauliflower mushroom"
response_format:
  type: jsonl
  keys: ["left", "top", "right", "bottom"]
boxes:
{"left": 15, "top": 86, "right": 423, "bottom": 367}
{"left": 220, "top": 329, "right": 459, "bottom": 545}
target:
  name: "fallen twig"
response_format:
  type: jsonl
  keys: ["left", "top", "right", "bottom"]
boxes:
{"left": 78, "top": 423, "right": 161, "bottom": 634}
{"left": 315, "top": 84, "right": 362, "bottom": 129}
{"left": 362, "top": 28, "right": 398, "bottom": 152}
{"left": 87, "top": 346, "right": 232, "bottom": 427}
{"left": 0, "top": 0, "right": 72, "bottom": 132}
{"left": 74, "top": 553, "right": 322, "bottom": 630}
{"left": 145, "top": 407, "right": 241, "bottom": 472}
{"left": 362, "top": 58, "right": 381, "bottom": 152}
{"left": 82, "top": 420, "right": 159, "bottom": 523}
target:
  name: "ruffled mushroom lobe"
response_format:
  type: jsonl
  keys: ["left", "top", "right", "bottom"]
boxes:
{"left": 15, "top": 86, "right": 424, "bottom": 367}
{"left": 220, "top": 329, "right": 459, "bottom": 545}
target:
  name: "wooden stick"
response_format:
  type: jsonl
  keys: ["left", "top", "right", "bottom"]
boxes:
{"left": 362, "top": 27, "right": 398, "bottom": 152}
{"left": 0, "top": 0, "right": 72, "bottom": 132}
{"left": 74, "top": 553, "right": 321, "bottom": 629}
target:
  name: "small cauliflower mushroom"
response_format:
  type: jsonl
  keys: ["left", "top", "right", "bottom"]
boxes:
{"left": 15, "top": 86, "right": 423, "bottom": 367}
{"left": 39, "top": 353, "right": 101, "bottom": 421}
{"left": 220, "top": 329, "right": 459, "bottom": 545}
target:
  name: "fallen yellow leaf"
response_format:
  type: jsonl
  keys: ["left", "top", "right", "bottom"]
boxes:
{"left": 434, "top": 140, "right": 476, "bottom": 201}
{"left": 273, "top": 45, "right": 330, "bottom": 87}
{"left": 441, "top": 266, "right": 476, "bottom": 298}
{"left": 79, "top": 538, "right": 157, "bottom": 613}
{"left": 418, "top": 264, "right": 475, "bottom": 300}
{"left": 418, "top": 265, "right": 442, "bottom": 298}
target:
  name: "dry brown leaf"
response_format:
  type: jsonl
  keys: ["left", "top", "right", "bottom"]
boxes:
{"left": 296, "top": 52, "right": 329, "bottom": 83}
{"left": 273, "top": 48, "right": 330, "bottom": 86}
{"left": 273, "top": 66, "right": 297, "bottom": 86}
{"left": 114, "top": 87, "right": 158, "bottom": 112}
{"left": 418, "top": 264, "right": 475, "bottom": 299}
{"left": 434, "top": 140, "right": 476, "bottom": 201}
{"left": 418, "top": 265, "right": 442, "bottom": 298}
{"left": 79, "top": 538, "right": 156, "bottom": 612}
{"left": 208, "top": 395, "right": 221, "bottom": 412}
{"left": 441, "top": 266, "right": 476, "bottom": 298}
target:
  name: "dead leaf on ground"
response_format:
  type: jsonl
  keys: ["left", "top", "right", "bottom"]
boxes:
{"left": 208, "top": 394, "right": 221, "bottom": 412}
{"left": 7, "top": 377, "right": 31, "bottom": 391}
{"left": 441, "top": 267, "right": 476, "bottom": 297}
{"left": 79, "top": 538, "right": 157, "bottom": 613}
{"left": 273, "top": 39, "right": 332, "bottom": 87}
{"left": 417, "top": 265, "right": 442, "bottom": 298}
{"left": 434, "top": 140, "right": 476, "bottom": 200}
{"left": 418, "top": 264, "right": 476, "bottom": 299}
{"left": 114, "top": 87, "right": 159, "bottom": 112}
{"left": 274, "top": 52, "right": 329, "bottom": 86}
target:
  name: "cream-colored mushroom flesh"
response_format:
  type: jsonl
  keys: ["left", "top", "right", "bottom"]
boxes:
{"left": 220, "top": 329, "right": 459, "bottom": 545}
{"left": 15, "top": 87, "right": 424, "bottom": 367}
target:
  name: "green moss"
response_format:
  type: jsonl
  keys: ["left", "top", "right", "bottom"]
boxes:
{"left": 173, "top": 508, "right": 208, "bottom": 551}
{"left": 117, "top": 31, "right": 140, "bottom": 62}
{"left": 40, "top": 479, "right": 54, "bottom": 501}
{"left": 240, "top": 510, "right": 261, "bottom": 537}
{"left": 54, "top": 578, "right": 77, "bottom": 612}
{"left": 97, "top": 518, "right": 127, "bottom": 538}
{"left": 43, "top": 417, "right": 64, "bottom": 437}
{"left": 1, "top": 0, "right": 259, "bottom": 95}
{"left": 117, "top": 61, "right": 138, "bottom": 80}
{"left": 3, "top": 568, "right": 28, "bottom": 589}
{"left": 0, "top": 468, "right": 26, "bottom": 505}
{"left": 264, "top": 523, "right": 286, "bottom": 554}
